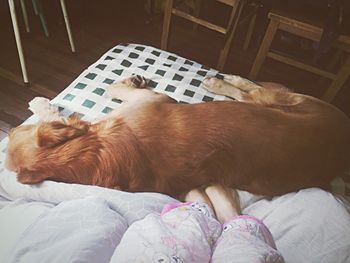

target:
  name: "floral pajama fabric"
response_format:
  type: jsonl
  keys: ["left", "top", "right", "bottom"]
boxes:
{"left": 110, "top": 202, "right": 285, "bottom": 263}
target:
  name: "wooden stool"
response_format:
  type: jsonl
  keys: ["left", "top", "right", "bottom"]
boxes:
{"left": 161, "top": 0, "right": 244, "bottom": 71}
{"left": 248, "top": 9, "right": 350, "bottom": 102}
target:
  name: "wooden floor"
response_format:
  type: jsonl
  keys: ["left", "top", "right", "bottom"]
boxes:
{"left": 0, "top": 0, "right": 349, "bottom": 140}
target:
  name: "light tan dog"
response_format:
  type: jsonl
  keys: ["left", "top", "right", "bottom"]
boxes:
{"left": 5, "top": 75, "right": 350, "bottom": 197}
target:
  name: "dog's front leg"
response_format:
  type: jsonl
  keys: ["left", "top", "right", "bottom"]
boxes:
{"left": 28, "top": 97, "right": 63, "bottom": 122}
{"left": 107, "top": 75, "right": 176, "bottom": 104}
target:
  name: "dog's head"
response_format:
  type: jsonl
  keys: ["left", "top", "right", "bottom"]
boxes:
{"left": 5, "top": 116, "right": 90, "bottom": 184}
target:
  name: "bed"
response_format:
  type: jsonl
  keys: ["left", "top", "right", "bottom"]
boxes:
{"left": 0, "top": 43, "right": 350, "bottom": 263}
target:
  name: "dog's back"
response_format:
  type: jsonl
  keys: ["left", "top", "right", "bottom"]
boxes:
{"left": 125, "top": 94, "right": 350, "bottom": 196}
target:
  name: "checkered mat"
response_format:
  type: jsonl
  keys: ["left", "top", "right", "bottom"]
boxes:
{"left": 51, "top": 43, "right": 230, "bottom": 121}
{"left": 0, "top": 43, "right": 349, "bottom": 201}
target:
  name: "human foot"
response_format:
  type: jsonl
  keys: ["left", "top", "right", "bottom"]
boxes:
{"left": 205, "top": 184, "right": 241, "bottom": 224}
{"left": 185, "top": 188, "right": 214, "bottom": 212}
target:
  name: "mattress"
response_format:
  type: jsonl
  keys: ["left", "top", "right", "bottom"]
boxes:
{"left": 0, "top": 43, "right": 349, "bottom": 263}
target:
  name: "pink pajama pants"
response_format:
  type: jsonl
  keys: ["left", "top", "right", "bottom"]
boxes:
{"left": 111, "top": 202, "right": 285, "bottom": 263}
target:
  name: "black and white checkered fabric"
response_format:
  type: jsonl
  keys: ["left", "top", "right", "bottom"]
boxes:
{"left": 0, "top": 43, "right": 348, "bottom": 201}
{"left": 51, "top": 43, "right": 230, "bottom": 121}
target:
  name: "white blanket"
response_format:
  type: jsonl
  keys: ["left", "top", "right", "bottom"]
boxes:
{"left": 1, "top": 168, "right": 350, "bottom": 263}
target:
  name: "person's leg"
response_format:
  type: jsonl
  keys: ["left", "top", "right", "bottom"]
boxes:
{"left": 206, "top": 185, "right": 284, "bottom": 263}
{"left": 159, "top": 188, "right": 222, "bottom": 262}
{"left": 112, "top": 189, "right": 221, "bottom": 263}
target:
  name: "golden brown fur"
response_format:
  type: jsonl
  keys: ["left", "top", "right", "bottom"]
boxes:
{"left": 5, "top": 75, "right": 350, "bottom": 197}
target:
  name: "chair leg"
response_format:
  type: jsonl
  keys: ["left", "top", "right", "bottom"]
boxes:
{"left": 20, "top": 0, "right": 30, "bottom": 33}
{"left": 217, "top": 0, "right": 243, "bottom": 71}
{"left": 248, "top": 19, "right": 279, "bottom": 80}
{"left": 8, "top": 0, "right": 29, "bottom": 83}
{"left": 323, "top": 53, "right": 350, "bottom": 102}
{"left": 60, "top": 0, "right": 76, "bottom": 52}
{"left": 161, "top": 0, "right": 173, "bottom": 50}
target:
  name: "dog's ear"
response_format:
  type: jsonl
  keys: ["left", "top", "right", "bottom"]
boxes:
{"left": 36, "top": 116, "right": 90, "bottom": 147}
{"left": 17, "top": 167, "right": 47, "bottom": 184}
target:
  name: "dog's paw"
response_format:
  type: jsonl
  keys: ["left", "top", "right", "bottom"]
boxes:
{"left": 28, "top": 97, "right": 50, "bottom": 112}
{"left": 106, "top": 75, "right": 149, "bottom": 98}
{"left": 109, "top": 75, "right": 148, "bottom": 90}
{"left": 202, "top": 77, "right": 225, "bottom": 93}
{"left": 28, "top": 97, "right": 58, "bottom": 117}
{"left": 123, "top": 75, "right": 148, "bottom": 89}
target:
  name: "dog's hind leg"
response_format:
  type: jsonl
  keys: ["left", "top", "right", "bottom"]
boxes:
{"left": 203, "top": 76, "right": 304, "bottom": 107}
{"left": 222, "top": 75, "right": 289, "bottom": 93}
{"left": 223, "top": 75, "right": 262, "bottom": 92}
{"left": 202, "top": 77, "right": 246, "bottom": 101}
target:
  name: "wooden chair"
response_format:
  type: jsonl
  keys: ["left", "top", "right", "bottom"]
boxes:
{"left": 248, "top": 9, "right": 350, "bottom": 102}
{"left": 161, "top": 0, "right": 245, "bottom": 71}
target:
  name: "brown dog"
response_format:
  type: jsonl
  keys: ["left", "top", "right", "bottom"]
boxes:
{"left": 5, "top": 75, "right": 350, "bottom": 197}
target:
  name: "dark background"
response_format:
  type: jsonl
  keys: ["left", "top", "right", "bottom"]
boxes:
{"left": 0, "top": 0, "right": 349, "bottom": 140}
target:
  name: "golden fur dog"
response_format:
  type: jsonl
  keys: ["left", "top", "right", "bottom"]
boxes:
{"left": 5, "top": 75, "right": 350, "bottom": 197}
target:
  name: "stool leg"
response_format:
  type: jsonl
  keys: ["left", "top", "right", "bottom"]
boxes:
{"left": 161, "top": 0, "right": 173, "bottom": 50}
{"left": 20, "top": 0, "right": 30, "bottom": 33}
{"left": 243, "top": 12, "right": 256, "bottom": 50}
{"left": 33, "top": 0, "right": 49, "bottom": 37}
{"left": 32, "top": 0, "right": 38, "bottom": 14}
{"left": 9, "top": 0, "right": 29, "bottom": 83}
{"left": 248, "top": 19, "right": 279, "bottom": 80}
{"left": 323, "top": 54, "right": 350, "bottom": 102}
{"left": 60, "top": 0, "right": 76, "bottom": 52}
